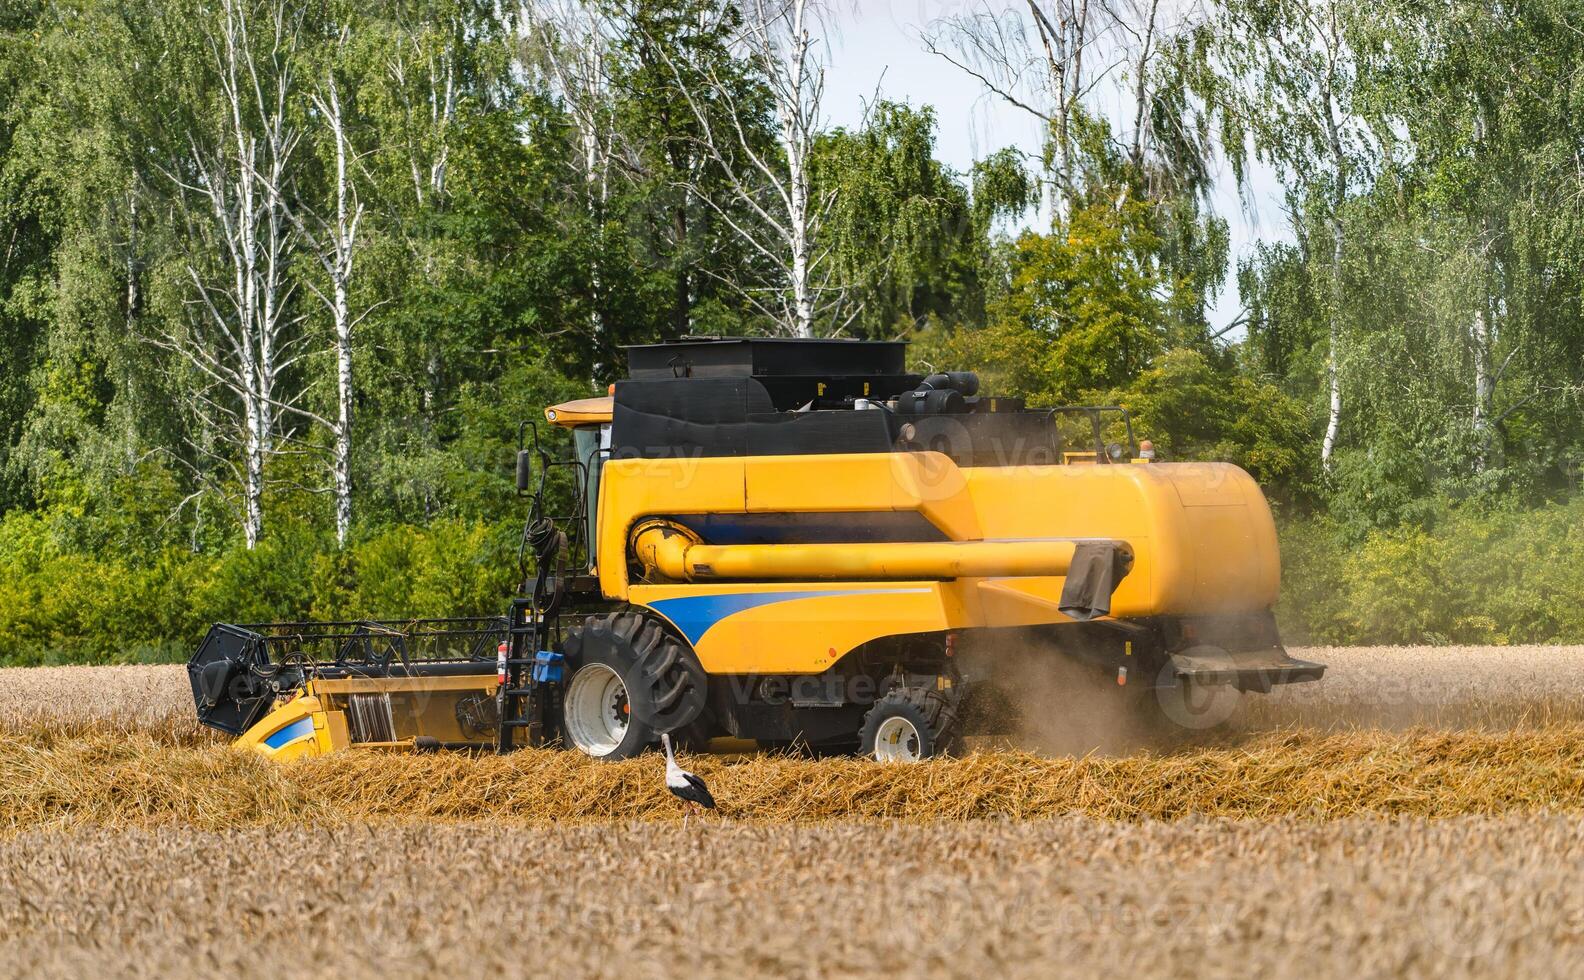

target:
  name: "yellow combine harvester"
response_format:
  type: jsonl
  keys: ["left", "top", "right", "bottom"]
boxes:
{"left": 189, "top": 337, "right": 1323, "bottom": 762}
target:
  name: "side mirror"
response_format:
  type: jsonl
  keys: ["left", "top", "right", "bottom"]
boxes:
{"left": 515, "top": 450, "right": 534, "bottom": 492}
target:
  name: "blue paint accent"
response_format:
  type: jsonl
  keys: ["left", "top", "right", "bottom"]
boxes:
{"left": 647, "top": 589, "right": 931, "bottom": 645}
{"left": 262, "top": 716, "right": 316, "bottom": 750}
{"left": 670, "top": 511, "right": 949, "bottom": 546}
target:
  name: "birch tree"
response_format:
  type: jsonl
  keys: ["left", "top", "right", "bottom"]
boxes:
{"left": 922, "top": 1, "right": 1110, "bottom": 221}
{"left": 1214, "top": 0, "right": 1374, "bottom": 471}
{"left": 1114, "top": 0, "right": 1216, "bottom": 191}
{"left": 1357, "top": 1, "right": 1563, "bottom": 473}
{"left": 291, "top": 66, "right": 367, "bottom": 547}
{"left": 646, "top": 0, "right": 833, "bottom": 337}
{"left": 522, "top": 0, "right": 619, "bottom": 219}
{"left": 380, "top": 4, "right": 477, "bottom": 441}
{"left": 753, "top": 0, "right": 823, "bottom": 337}
{"left": 387, "top": 8, "right": 461, "bottom": 209}
{"left": 156, "top": 0, "right": 306, "bottom": 548}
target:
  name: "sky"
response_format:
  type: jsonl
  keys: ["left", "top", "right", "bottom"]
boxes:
{"left": 821, "top": 1, "right": 1291, "bottom": 335}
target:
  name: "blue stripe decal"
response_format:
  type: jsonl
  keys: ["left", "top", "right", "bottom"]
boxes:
{"left": 262, "top": 717, "right": 316, "bottom": 750}
{"left": 646, "top": 589, "right": 931, "bottom": 645}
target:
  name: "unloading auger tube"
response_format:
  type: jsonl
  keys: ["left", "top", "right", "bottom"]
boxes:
{"left": 629, "top": 518, "right": 1132, "bottom": 584}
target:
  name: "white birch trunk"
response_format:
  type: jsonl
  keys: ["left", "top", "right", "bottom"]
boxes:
{"left": 298, "top": 73, "right": 363, "bottom": 547}
{"left": 1470, "top": 300, "right": 1494, "bottom": 471}
{"left": 1320, "top": 203, "right": 1344, "bottom": 471}
{"left": 783, "top": 0, "right": 815, "bottom": 337}
{"left": 240, "top": 357, "right": 265, "bottom": 550}
{"left": 644, "top": 0, "right": 831, "bottom": 336}
{"left": 328, "top": 77, "right": 357, "bottom": 547}
{"left": 1128, "top": 0, "right": 1162, "bottom": 170}
{"left": 125, "top": 190, "right": 140, "bottom": 331}
{"left": 158, "top": 0, "right": 302, "bottom": 549}
{"left": 1320, "top": 69, "right": 1348, "bottom": 473}
{"left": 1472, "top": 306, "right": 1491, "bottom": 428}
{"left": 334, "top": 270, "right": 353, "bottom": 546}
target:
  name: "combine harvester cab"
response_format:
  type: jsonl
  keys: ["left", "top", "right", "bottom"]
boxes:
{"left": 190, "top": 337, "right": 1323, "bottom": 762}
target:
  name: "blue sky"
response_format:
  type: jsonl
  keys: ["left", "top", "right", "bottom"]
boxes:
{"left": 823, "top": 1, "right": 1290, "bottom": 335}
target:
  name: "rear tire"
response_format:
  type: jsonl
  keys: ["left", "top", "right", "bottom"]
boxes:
{"left": 859, "top": 687, "right": 959, "bottom": 763}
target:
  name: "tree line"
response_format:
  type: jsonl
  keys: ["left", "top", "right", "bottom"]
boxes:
{"left": 2, "top": 0, "right": 1583, "bottom": 657}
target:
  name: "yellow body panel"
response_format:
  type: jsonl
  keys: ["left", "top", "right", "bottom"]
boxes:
{"left": 233, "top": 693, "right": 339, "bottom": 760}
{"left": 599, "top": 451, "right": 1280, "bottom": 674}
{"left": 310, "top": 675, "right": 498, "bottom": 695}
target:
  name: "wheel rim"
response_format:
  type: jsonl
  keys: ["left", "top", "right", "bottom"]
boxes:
{"left": 565, "top": 664, "right": 631, "bottom": 757}
{"left": 872, "top": 715, "right": 925, "bottom": 762}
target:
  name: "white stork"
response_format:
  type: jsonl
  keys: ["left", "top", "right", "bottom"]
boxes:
{"left": 661, "top": 733, "right": 716, "bottom": 826}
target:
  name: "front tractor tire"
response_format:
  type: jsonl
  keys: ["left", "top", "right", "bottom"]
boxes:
{"left": 561, "top": 648, "right": 651, "bottom": 760}
{"left": 859, "top": 688, "right": 960, "bottom": 763}
{"left": 560, "top": 612, "right": 707, "bottom": 761}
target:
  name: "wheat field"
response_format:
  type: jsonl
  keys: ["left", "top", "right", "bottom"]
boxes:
{"left": 2, "top": 816, "right": 1581, "bottom": 978}
{"left": 2, "top": 647, "right": 1583, "bottom": 978}
{"left": 0, "top": 663, "right": 207, "bottom": 744}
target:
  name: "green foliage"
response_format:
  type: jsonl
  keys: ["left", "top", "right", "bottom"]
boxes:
{"left": 591, "top": 0, "right": 771, "bottom": 347}
{"left": 1113, "top": 348, "right": 1314, "bottom": 492}
{"left": 815, "top": 102, "right": 996, "bottom": 336}
{"left": 0, "top": 509, "right": 515, "bottom": 665}
{"left": 928, "top": 198, "right": 1171, "bottom": 405}
{"left": 309, "top": 520, "right": 517, "bottom": 623}
{"left": 1235, "top": 0, "right": 1584, "bottom": 519}
{"left": 1279, "top": 498, "right": 1584, "bottom": 646}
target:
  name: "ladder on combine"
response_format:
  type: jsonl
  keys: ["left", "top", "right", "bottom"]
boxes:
{"left": 494, "top": 420, "right": 594, "bottom": 752}
{"left": 495, "top": 598, "right": 562, "bottom": 752}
